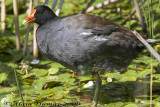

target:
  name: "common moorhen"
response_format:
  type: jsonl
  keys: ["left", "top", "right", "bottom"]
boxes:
{"left": 24, "top": 5, "right": 142, "bottom": 106}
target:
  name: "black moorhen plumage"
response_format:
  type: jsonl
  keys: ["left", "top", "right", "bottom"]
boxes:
{"left": 24, "top": 5, "right": 142, "bottom": 106}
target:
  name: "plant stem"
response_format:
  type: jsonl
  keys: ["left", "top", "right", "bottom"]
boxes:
{"left": 52, "top": 0, "right": 58, "bottom": 10}
{"left": 129, "top": 1, "right": 131, "bottom": 30}
{"left": 33, "top": 0, "right": 39, "bottom": 59}
{"left": 1, "top": 0, "right": 6, "bottom": 33}
{"left": 150, "top": 55, "right": 153, "bottom": 107}
{"left": 55, "top": 0, "right": 65, "bottom": 16}
{"left": 133, "top": 0, "right": 146, "bottom": 32}
{"left": 13, "top": 0, "right": 20, "bottom": 52}
{"left": 23, "top": 0, "right": 33, "bottom": 56}
{"left": 13, "top": 62, "right": 24, "bottom": 106}
{"left": 150, "top": 0, "right": 153, "bottom": 106}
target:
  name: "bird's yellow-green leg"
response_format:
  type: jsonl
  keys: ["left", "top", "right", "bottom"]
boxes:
{"left": 92, "top": 72, "right": 102, "bottom": 107}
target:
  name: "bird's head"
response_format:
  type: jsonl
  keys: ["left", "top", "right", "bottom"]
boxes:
{"left": 23, "top": 5, "right": 57, "bottom": 25}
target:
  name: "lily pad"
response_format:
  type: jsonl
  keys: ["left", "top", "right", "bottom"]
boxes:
{"left": 120, "top": 71, "right": 138, "bottom": 82}
{"left": 106, "top": 72, "right": 121, "bottom": 80}
{"left": 32, "top": 69, "right": 48, "bottom": 77}
{"left": 32, "top": 81, "right": 44, "bottom": 92}
{"left": 105, "top": 102, "right": 124, "bottom": 107}
{"left": 0, "top": 73, "right": 8, "bottom": 83}
{"left": 124, "top": 103, "right": 138, "bottom": 107}
{"left": 48, "top": 68, "right": 59, "bottom": 75}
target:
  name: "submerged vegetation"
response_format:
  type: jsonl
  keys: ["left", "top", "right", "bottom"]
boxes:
{"left": 0, "top": 0, "right": 160, "bottom": 106}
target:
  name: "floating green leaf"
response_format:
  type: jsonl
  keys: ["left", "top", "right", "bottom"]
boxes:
{"left": 106, "top": 72, "right": 121, "bottom": 80}
{"left": 0, "top": 94, "right": 14, "bottom": 106}
{"left": 78, "top": 75, "right": 92, "bottom": 82}
{"left": 33, "top": 69, "right": 48, "bottom": 77}
{"left": 120, "top": 71, "right": 138, "bottom": 82}
{"left": 49, "top": 62, "right": 65, "bottom": 69}
{"left": 21, "top": 72, "right": 35, "bottom": 79}
{"left": 0, "top": 73, "right": 8, "bottom": 83}
{"left": 105, "top": 102, "right": 124, "bottom": 107}
{"left": 32, "top": 81, "right": 44, "bottom": 92}
{"left": 153, "top": 74, "right": 160, "bottom": 79}
{"left": 48, "top": 68, "right": 59, "bottom": 75}
{"left": 138, "top": 70, "right": 151, "bottom": 78}
{"left": 124, "top": 103, "right": 138, "bottom": 107}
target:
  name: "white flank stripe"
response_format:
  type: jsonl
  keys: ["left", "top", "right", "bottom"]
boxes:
{"left": 80, "top": 32, "right": 93, "bottom": 36}
{"left": 95, "top": 38, "right": 108, "bottom": 41}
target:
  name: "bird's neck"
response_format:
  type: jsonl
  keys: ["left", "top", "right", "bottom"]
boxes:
{"left": 36, "top": 12, "right": 59, "bottom": 26}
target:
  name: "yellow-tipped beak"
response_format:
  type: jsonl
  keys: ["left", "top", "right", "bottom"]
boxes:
{"left": 22, "top": 20, "right": 27, "bottom": 25}
{"left": 23, "top": 9, "right": 36, "bottom": 25}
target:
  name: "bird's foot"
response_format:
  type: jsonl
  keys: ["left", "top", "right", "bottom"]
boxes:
{"left": 91, "top": 101, "right": 97, "bottom": 107}
{"left": 91, "top": 101, "right": 103, "bottom": 107}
